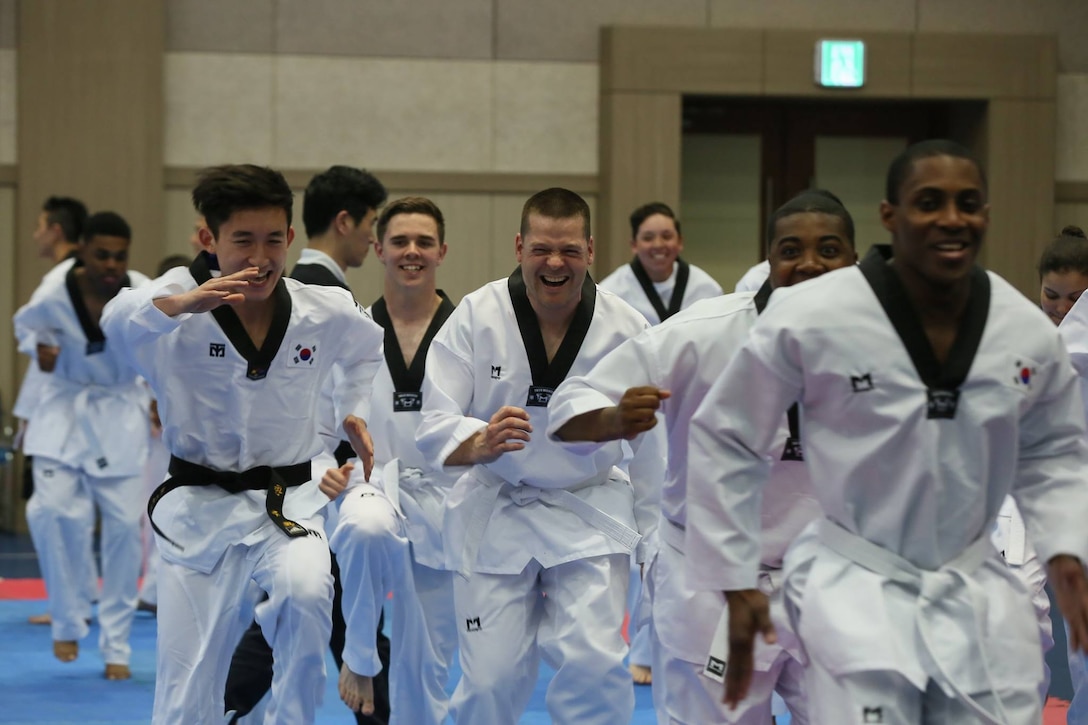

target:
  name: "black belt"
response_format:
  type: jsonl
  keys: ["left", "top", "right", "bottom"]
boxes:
{"left": 148, "top": 456, "right": 313, "bottom": 550}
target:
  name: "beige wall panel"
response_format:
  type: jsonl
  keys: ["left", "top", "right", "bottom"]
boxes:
{"left": 496, "top": 0, "right": 708, "bottom": 62}
{"left": 602, "top": 26, "right": 762, "bottom": 94}
{"left": 1056, "top": 202, "right": 1088, "bottom": 233}
{"left": 0, "top": 49, "right": 14, "bottom": 164}
{"left": 166, "top": 0, "right": 275, "bottom": 53}
{"left": 0, "top": 186, "right": 14, "bottom": 425}
{"left": 912, "top": 34, "right": 1057, "bottom": 99}
{"left": 0, "top": 0, "right": 15, "bottom": 48}
{"left": 984, "top": 100, "right": 1056, "bottom": 296}
{"left": 163, "top": 187, "right": 203, "bottom": 260}
{"left": 18, "top": 0, "right": 165, "bottom": 296}
{"left": 764, "top": 31, "right": 911, "bottom": 97}
{"left": 599, "top": 92, "right": 680, "bottom": 273}
{"left": 164, "top": 53, "right": 275, "bottom": 167}
{"left": 1057, "top": 74, "right": 1088, "bottom": 181}
{"left": 493, "top": 62, "right": 598, "bottom": 174}
{"left": 710, "top": 0, "right": 916, "bottom": 31}
{"left": 274, "top": 56, "right": 493, "bottom": 172}
{"left": 276, "top": 0, "right": 492, "bottom": 60}
{"left": 918, "top": 0, "right": 1088, "bottom": 72}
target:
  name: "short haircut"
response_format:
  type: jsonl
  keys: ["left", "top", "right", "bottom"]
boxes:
{"left": 885, "top": 139, "right": 986, "bottom": 204}
{"left": 766, "top": 189, "right": 855, "bottom": 250}
{"left": 302, "top": 166, "right": 388, "bottom": 238}
{"left": 377, "top": 196, "right": 446, "bottom": 244}
{"left": 1038, "top": 226, "right": 1088, "bottom": 279}
{"left": 42, "top": 196, "right": 88, "bottom": 243}
{"left": 156, "top": 254, "right": 192, "bottom": 277}
{"left": 192, "top": 164, "right": 294, "bottom": 238}
{"left": 82, "top": 211, "right": 132, "bottom": 243}
{"left": 629, "top": 202, "right": 681, "bottom": 238}
{"left": 520, "top": 187, "right": 591, "bottom": 240}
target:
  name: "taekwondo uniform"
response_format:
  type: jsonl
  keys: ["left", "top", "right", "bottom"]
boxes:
{"left": 330, "top": 292, "right": 458, "bottom": 725}
{"left": 598, "top": 257, "right": 722, "bottom": 325}
{"left": 1055, "top": 295, "right": 1088, "bottom": 724}
{"left": 547, "top": 283, "right": 816, "bottom": 724}
{"left": 100, "top": 254, "right": 385, "bottom": 724}
{"left": 686, "top": 248, "right": 1088, "bottom": 724}
{"left": 13, "top": 255, "right": 99, "bottom": 622}
{"left": 14, "top": 265, "right": 151, "bottom": 667}
{"left": 734, "top": 260, "right": 770, "bottom": 293}
{"left": 416, "top": 270, "right": 664, "bottom": 725}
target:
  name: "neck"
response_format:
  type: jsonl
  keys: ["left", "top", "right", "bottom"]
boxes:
{"left": 53, "top": 242, "right": 78, "bottom": 264}
{"left": 234, "top": 296, "right": 277, "bottom": 330}
{"left": 384, "top": 282, "right": 440, "bottom": 321}
{"left": 531, "top": 300, "right": 577, "bottom": 336}
{"left": 892, "top": 261, "right": 971, "bottom": 324}
{"left": 306, "top": 236, "right": 348, "bottom": 272}
{"left": 639, "top": 257, "right": 674, "bottom": 284}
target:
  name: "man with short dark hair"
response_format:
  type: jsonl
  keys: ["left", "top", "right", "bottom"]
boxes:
{"left": 15, "top": 211, "right": 150, "bottom": 680}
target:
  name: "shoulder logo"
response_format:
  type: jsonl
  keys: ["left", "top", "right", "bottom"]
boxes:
{"left": 292, "top": 343, "right": 317, "bottom": 366}
{"left": 209, "top": 342, "right": 226, "bottom": 358}
{"left": 1013, "top": 359, "right": 1036, "bottom": 389}
{"left": 490, "top": 365, "right": 502, "bottom": 380}
{"left": 850, "top": 373, "right": 874, "bottom": 392}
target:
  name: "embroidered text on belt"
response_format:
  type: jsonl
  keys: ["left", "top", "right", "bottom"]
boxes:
{"left": 818, "top": 518, "right": 1007, "bottom": 725}
{"left": 458, "top": 468, "right": 641, "bottom": 578}
{"left": 148, "top": 456, "right": 312, "bottom": 551}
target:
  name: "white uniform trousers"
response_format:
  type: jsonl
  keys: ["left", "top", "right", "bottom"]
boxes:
{"left": 450, "top": 553, "right": 632, "bottom": 725}
{"left": 1065, "top": 618, "right": 1088, "bottom": 724}
{"left": 25, "top": 458, "right": 98, "bottom": 623}
{"left": 628, "top": 558, "right": 653, "bottom": 667}
{"left": 1007, "top": 552, "right": 1053, "bottom": 702}
{"left": 330, "top": 483, "right": 459, "bottom": 725}
{"left": 806, "top": 662, "right": 1042, "bottom": 724}
{"left": 649, "top": 529, "right": 808, "bottom": 725}
{"left": 152, "top": 516, "right": 333, "bottom": 725}
{"left": 138, "top": 434, "right": 170, "bottom": 606}
{"left": 28, "top": 456, "right": 142, "bottom": 664}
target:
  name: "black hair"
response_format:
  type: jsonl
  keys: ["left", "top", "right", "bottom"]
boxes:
{"left": 302, "top": 166, "right": 388, "bottom": 238}
{"left": 885, "top": 139, "right": 986, "bottom": 204}
{"left": 520, "top": 188, "right": 591, "bottom": 239}
{"left": 766, "top": 189, "right": 855, "bottom": 249}
{"left": 377, "top": 196, "right": 446, "bottom": 244}
{"left": 82, "top": 211, "right": 132, "bottom": 243}
{"left": 629, "top": 202, "right": 681, "bottom": 238}
{"left": 192, "top": 164, "right": 293, "bottom": 238}
{"left": 42, "top": 196, "right": 88, "bottom": 243}
{"left": 1038, "top": 226, "right": 1088, "bottom": 279}
{"left": 156, "top": 254, "right": 192, "bottom": 277}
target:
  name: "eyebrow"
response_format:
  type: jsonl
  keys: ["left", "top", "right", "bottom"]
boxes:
{"left": 775, "top": 234, "right": 843, "bottom": 245}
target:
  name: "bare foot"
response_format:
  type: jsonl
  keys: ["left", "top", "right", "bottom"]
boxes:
{"left": 630, "top": 663, "right": 652, "bottom": 685}
{"left": 105, "top": 663, "right": 131, "bottom": 680}
{"left": 338, "top": 662, "right": 375, "bottom": 714}
{"left": 53, "top": 640, "right": 78, "bottom": 662}
{"left": 28, "top": 612, "right": 51, "bottom": 625}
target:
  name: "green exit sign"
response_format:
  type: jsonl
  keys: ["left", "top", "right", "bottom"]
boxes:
{"left": 815, "top": 39, "right": 866, "bottom": 88}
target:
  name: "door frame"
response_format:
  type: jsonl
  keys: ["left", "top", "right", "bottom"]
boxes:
{"left": 598, "top": 27, "right": 1057, "bottom": 295}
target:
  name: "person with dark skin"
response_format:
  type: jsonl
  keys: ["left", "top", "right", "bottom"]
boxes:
{"left": 686, "top": 140, "right": 1088, "bottom": 724}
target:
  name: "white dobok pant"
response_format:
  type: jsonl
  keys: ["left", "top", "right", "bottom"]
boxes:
{"left": 28, "top": 456, "right": 142, "bottom": 664}
{"left": 152, "top": 516, "right": 332, "bottom": 725}
{"left": 330, "top": 483, "right": 459, "bottom": 725}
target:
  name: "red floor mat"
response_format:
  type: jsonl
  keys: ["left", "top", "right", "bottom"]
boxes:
{"left": 0, "top": 578, "right": 46, "bottom": 599}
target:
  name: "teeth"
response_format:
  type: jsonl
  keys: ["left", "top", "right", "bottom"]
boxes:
{"left": 935, "top": 243, "right": 968, "bottom": 251}
{"left": 543, "top": 276, "right": 566, "bottom": 283}
{"left": 402, "top": 265, "right": 422, "bottom": 271}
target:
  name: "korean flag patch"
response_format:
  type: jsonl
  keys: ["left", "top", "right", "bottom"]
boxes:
{"left": 291, "top": 342, "right": 318, "bottom": 367}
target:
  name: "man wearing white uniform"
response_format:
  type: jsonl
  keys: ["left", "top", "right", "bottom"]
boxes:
{"left": 416, "top": 188, "right": 663, "bottom": 725}
{"left": 101, "top": 165, "right": 386, "bottom": 724}
{"left": 549, "top": 189, "right": 858, "bottom": 724}
{"left": 686, "top": 140, "right": 1088, "bottom": 724}
{"left": 13, "top": 196, "right": 96, "bottom": 628}
{"left": 15, "top": 211, "right": 151, "bottom": 680}
{"left": 322, "top": 196, "right": 459, "bottom": 723}
{"left": 598, "top": 201, "right": 722, "bottom": 325}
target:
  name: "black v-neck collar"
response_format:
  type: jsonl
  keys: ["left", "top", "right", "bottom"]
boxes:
{"left": 65, "top": 265, "right": 128, "bottom": 349}
{"left": 507, "top": 267, "right": 596, "bottom": 389}
{"left": 371, "top": 291, "right": 455, "bottom": 392}
{"left": 190, "top": 252, "right": 292, "bottom": 381}
{"left": 753, "top": 278, "right": 773, "bottom": 315}
{"left": 858, "top": 245, "right": 990, "bottom": 390}
{"left": 630, "top": 257, "right": 689, "bottom": 322}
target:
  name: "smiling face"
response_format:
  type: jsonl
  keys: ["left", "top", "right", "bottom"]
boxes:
{"left": 767, "top": 211, "right": 856, "bottom": 289}
{"left": 515, "top": 213, "right": 594, "bottom": 322}
{"left": 202, "top": 206, "right": 294, "bottom": 303}
{"left": 375, "top": 212, "right": 446, "bottom": 290}
{"left": 880, "top": 154, "right": 988, "bottom": 293}
{"left": 1040, "top": 269, "right": 1088, "bottom": 325}
{"left": 631, "top": 213, "right": 683, "bottom": 283}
